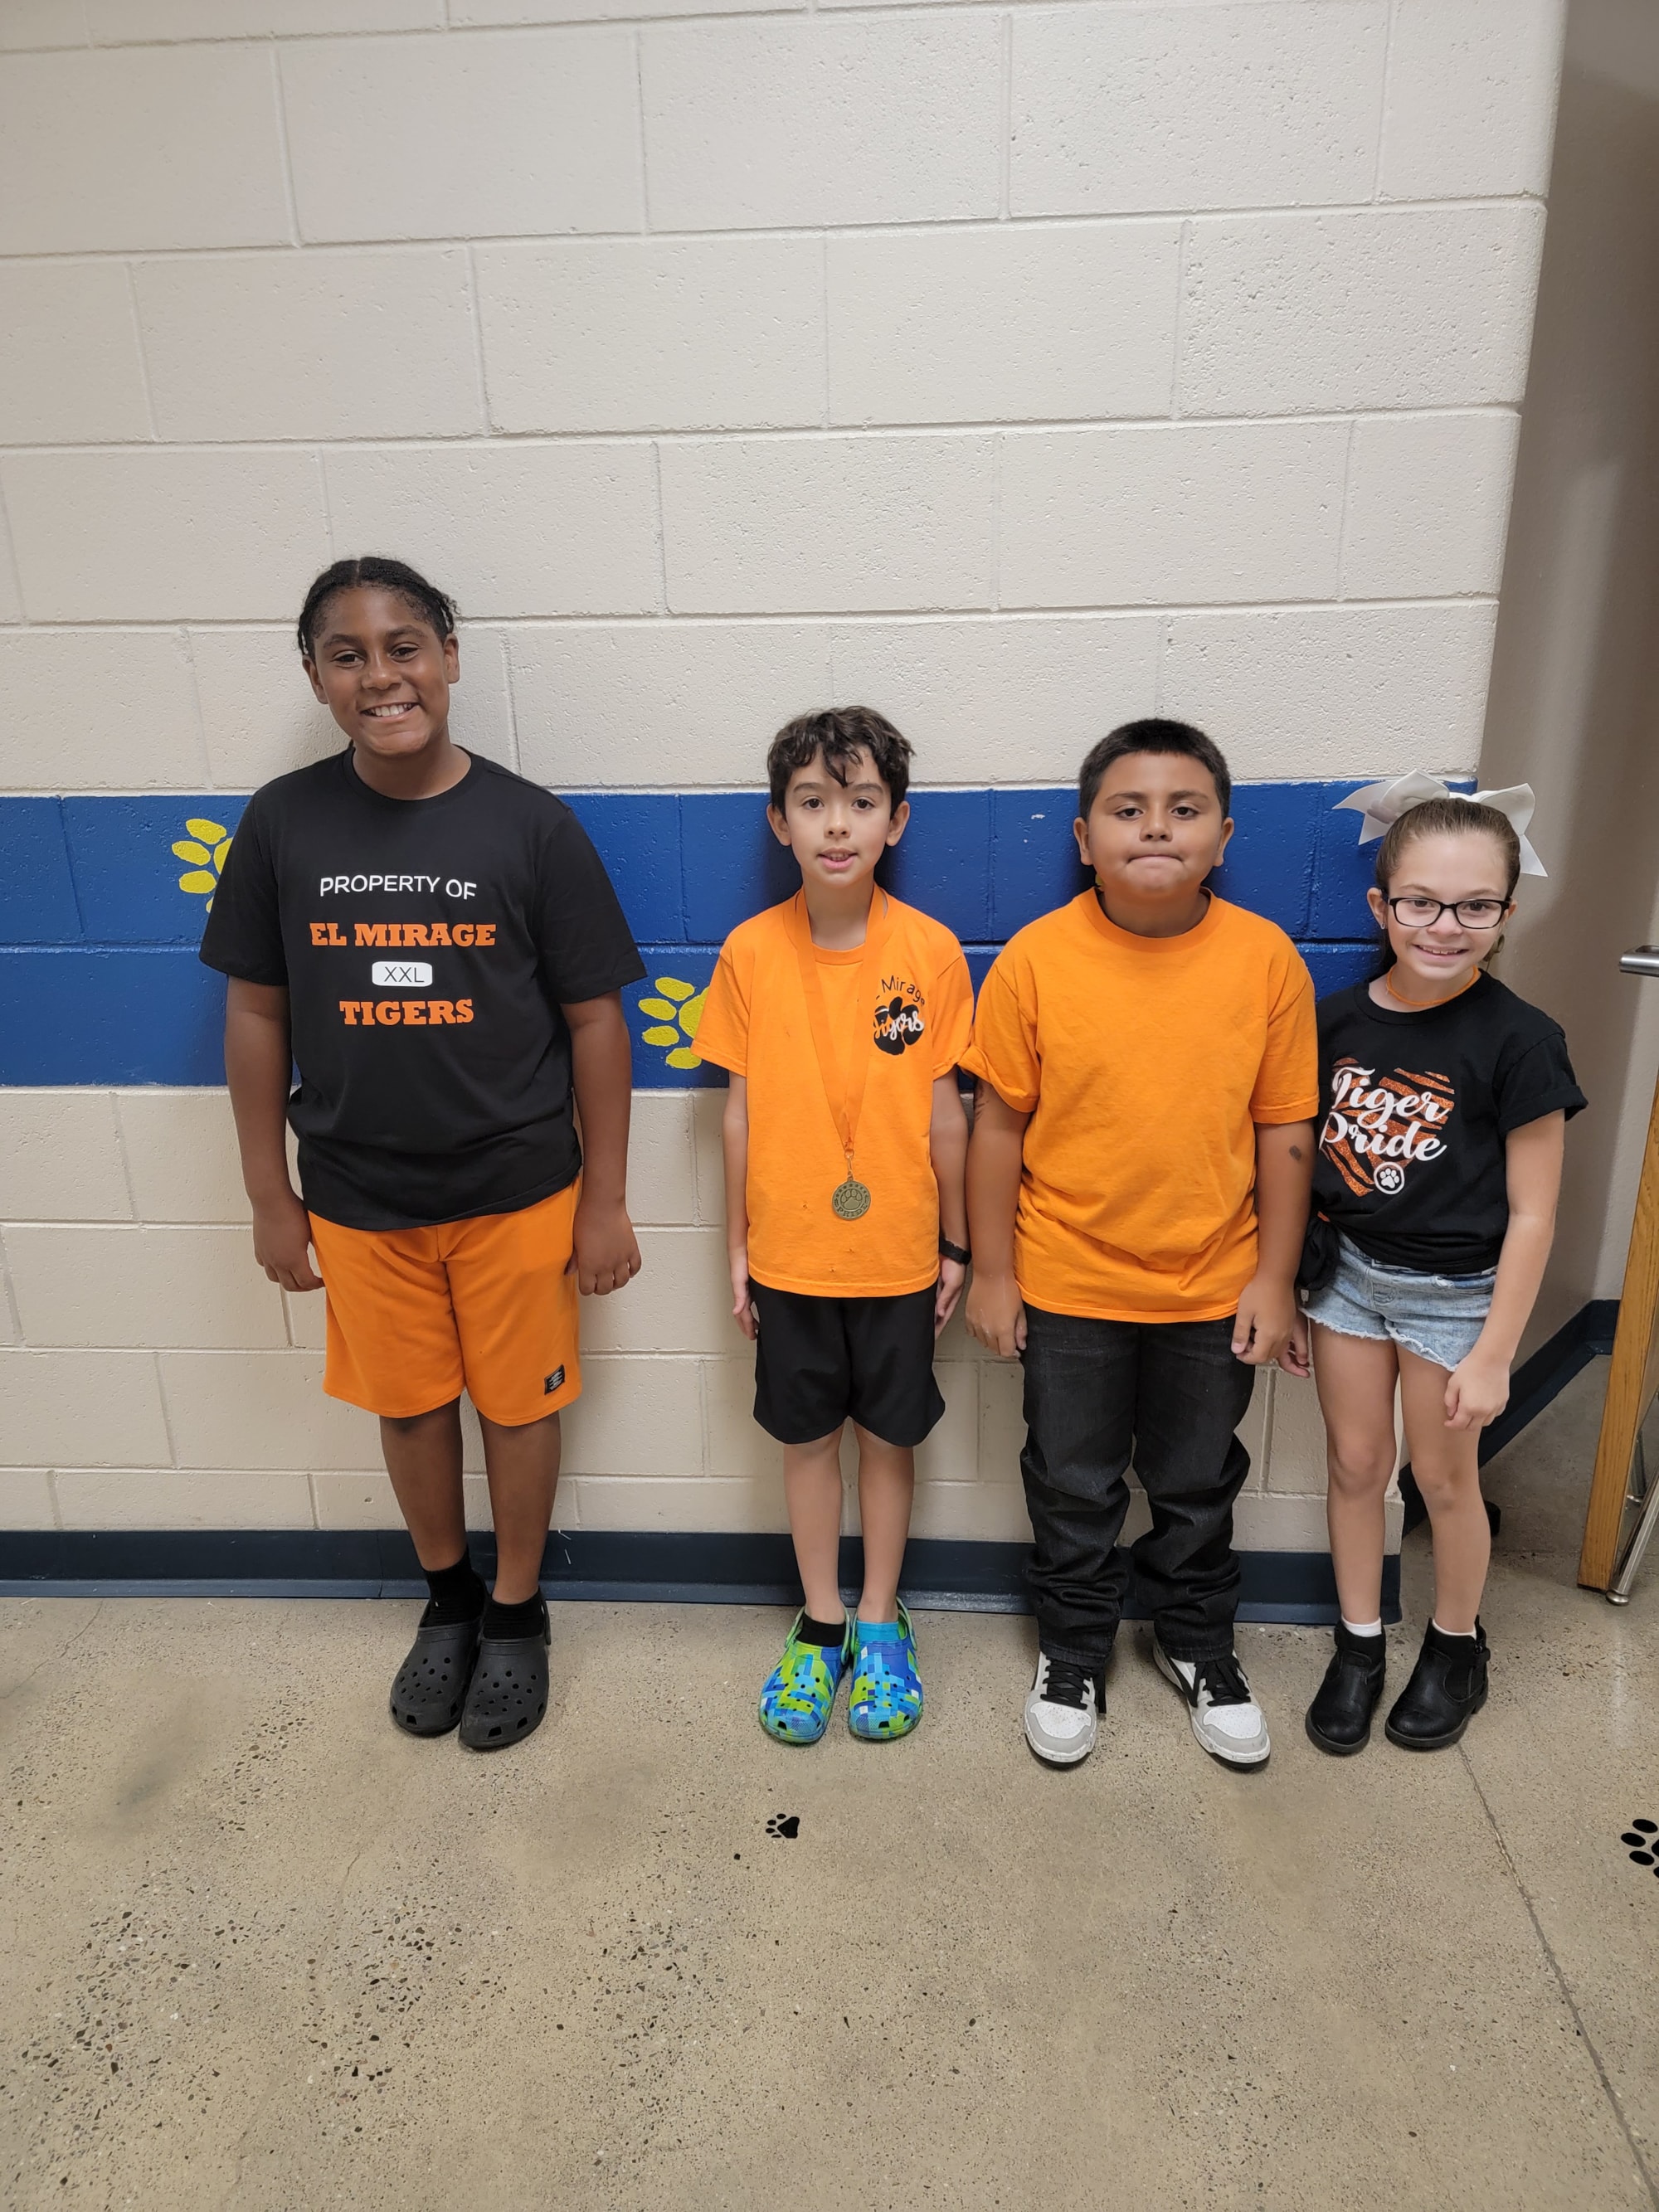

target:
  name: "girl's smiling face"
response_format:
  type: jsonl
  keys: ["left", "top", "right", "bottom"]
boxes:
{"left": 304, "top": 584, "right": 459, "bottom": 761}
{"left": 1370, "top": 827, "right": 1515, "bottom": 1001}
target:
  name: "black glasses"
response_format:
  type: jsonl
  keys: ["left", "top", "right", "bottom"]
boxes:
{"left": 1386, "top": 895, "right": 1508, "bottom": 931}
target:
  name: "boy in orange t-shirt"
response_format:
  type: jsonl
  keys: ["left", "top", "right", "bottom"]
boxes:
{"left": 963, "top": 720, "right": 1317, "bottom": 1772}
{"left": 696, "top": 708, "right": 973, "bottom": 1748}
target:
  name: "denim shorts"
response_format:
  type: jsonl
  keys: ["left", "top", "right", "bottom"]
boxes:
{"left": 1301, "top": 1232, "right": 1496, "bottom": 1372}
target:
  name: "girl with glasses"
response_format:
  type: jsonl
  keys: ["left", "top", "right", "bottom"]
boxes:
{"left": 1299, "top": 791, "right": 1584, "bottom": 1757}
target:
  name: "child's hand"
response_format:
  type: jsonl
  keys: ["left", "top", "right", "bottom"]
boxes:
{"left": 935, "top": 1257, "right": 966, "bottom": 1337}
{"left": 251, "top": 1192, "right": 323, "bottom": 1294}
{"left": 966, "top": 1271, "right": 1027, "bottom": 1359}
{"left": 729, "top": 1250, "right": 759, "bottom": 1342}
{"left": 1445, "top": 1349, "right": 1510, "bottom": 1431}
{"left": 1277, "top": 1312, "right": 1311, "bottom": 1379}
{"left": 1231, "top": 1276, "right": 1297, "bottom": 1368}
{"left": 572, "top": 1195, "right": 642, "bottom": 1296}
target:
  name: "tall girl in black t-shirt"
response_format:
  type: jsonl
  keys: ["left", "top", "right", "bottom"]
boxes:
{"left": 1301, "top": 789, "right": 1584, "bottom": 1755}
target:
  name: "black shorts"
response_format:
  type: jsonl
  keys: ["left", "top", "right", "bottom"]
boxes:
{"left": 750, "top": 1281, "right": 946, "bottom": 1448}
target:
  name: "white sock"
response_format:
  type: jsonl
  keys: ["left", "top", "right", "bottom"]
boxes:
{"left": 1340, "top": 1616, "right": 1384, "bottom": 1637}
{"left": 1431, "top": 1618, "right": 1477, "bottom": 1641}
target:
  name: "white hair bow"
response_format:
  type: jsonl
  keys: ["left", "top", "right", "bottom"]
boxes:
{"left": 1335, "top": 772, "right": 1546, "bottom": 877}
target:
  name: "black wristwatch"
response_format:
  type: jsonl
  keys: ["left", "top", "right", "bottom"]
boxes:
{"left": 938, "top": 1235, "right": 971, "bottom": 1266}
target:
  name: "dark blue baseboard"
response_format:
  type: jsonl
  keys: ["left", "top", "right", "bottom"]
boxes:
{"left": 0, "top": 1528, "right": 1395, "bottom": 1626}
{"left": 1397, "top": 1298, "right": 1617, "bottom": 1534}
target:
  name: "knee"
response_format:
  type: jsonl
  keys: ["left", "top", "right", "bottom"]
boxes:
{"left": 1410, "top": 1456, "right": 1478, "bottom": 1514}
{"left": 1326, "top": 1441, "right": 1395, "bottom": 1498}
{"left": 381, "top": 1398, "right": 460, "bottom": 1438}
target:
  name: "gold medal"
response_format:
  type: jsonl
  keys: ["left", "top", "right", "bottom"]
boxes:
{"left": 787, "top": 892, "right": 894, "bottom": 1226}
{"left": 832, "top": 1177, "right": 873, "bottom": 1221}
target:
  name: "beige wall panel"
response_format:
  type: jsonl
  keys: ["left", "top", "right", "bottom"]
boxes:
{"left": 564, "top": 1475, "right": 788, "bottom": 1532}
{"left": 1000, "top": 422, "right": 1349, "bottom": 611}
{"left": 579, "top": 1228, "right": 736, "bottom": 1356}
{"left": 135, "top": 250, "right": 484, "bottom": 443}
{"left": 560, "top": 1354, "right": 703, "bottom": 1476}
{"left": 115, "top": 1090, "right": 250, "bottom": 1223}
{"left": 2, "top": 449, "right": 328, "bottom": 624}
{"left": 1160, "top": 605, "right": 1498, "bottom": 784}
{"left": 158, "top": 1350, "right": 379, "bottom": 1470}
{"left": 0, "top": 1469, "right": 56, "bottom": 1530}
{"left": 324, "top": 445, "right": 661, "bottom": 622}
{"left": 1343, "top": 413, "right": 1522, "bottom": 601}
{"left": 0, "top": 46, "right": 289, "bottom": 253}
{"left": 0, "top": 263, "right": 151, "bottom": 444}
{"left": 2, "top": 1349, "right": 172, "bottom": 1467}
{"left": 5, "top": 1225, "right": 289, "bottom": 1350}
{"left": 511, "top": 623, "right": 834, "bottom": 790}
{"left": 909, "top": 1483, "right": 1032, "bottom": 1544}
{"left": 280, "top": 29, "right": 643, "bottom": 244}
{"left": 621, "top": 1092, "right": 698, "bottom": 1228}
{"left": 1381, "top": 0, "right": 1566, "bottom": 201}
{"left": 54, "top": 1468, "right": 314, "bottom": 1530}
{"left": 827, "top": 615, "right": 1162, "bottom": 790}
{"left": 0, "top": 1091, "right": 131, "bottom": 1222}
{"left": 691, "top": 1091, "right": 727, "bottom": 1231}
{"left": 88, "top": 2, "right": 442, "bottom": 39}
{"left": 662, "top": 435, "right": 998, "bottom": 617}
{"left": 477, "top": 236, "right": 824, "bottom": 435}
{"left": 0, "top": 630, "right": 210, "bottom": 791}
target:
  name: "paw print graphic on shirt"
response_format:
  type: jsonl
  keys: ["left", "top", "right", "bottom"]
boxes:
{"left": 173, "top": 817, "right": 233, "bottom": 912}
{"left": 637, "top": 975, "right": 708, "bottom": 1069}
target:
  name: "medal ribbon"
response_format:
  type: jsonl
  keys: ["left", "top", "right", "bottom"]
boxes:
{"left": 786, "top": 890, "right": 894, "bottom": 1185}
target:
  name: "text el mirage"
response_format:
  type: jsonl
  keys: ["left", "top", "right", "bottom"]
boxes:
{"left": 309, "top": 919, "right": 497, "bottom": 949}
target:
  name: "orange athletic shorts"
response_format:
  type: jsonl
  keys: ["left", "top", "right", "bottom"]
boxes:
{"left": 309, "top": 1184, "right": 581, "bottom": 1427}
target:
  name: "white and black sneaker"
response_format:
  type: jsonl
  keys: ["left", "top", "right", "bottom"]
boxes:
{"left": 1152, "top": 1639, "right": 1270, "bottom": 1767}
{"left": 1024, "top": 1652, "right": 1104, "bottom": 1766}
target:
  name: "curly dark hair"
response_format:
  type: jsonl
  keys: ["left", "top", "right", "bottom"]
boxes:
{"left": 766, "top": 705, "right": 912, "bottom": 812}
{"left": 297, "top": 557, "right": 456, "bottom": 659}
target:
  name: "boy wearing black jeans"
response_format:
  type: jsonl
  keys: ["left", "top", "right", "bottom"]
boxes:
{"left": 963, "top": 722, "right": 1317, "bottom": 1769}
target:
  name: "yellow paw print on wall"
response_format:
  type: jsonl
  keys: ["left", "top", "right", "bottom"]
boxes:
{"left": 638, "top": 976, "right": 707, "bottom": 1069}
{"left": 173, "top": 817, "right": 233, "bottom": 912}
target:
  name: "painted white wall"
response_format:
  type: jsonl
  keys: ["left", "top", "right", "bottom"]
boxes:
{"left": 1480, "top": 0, "right": 1659, "bottom": 1348}
{"left": 0, "top": 0, "right": 1562, "bottom": 1538}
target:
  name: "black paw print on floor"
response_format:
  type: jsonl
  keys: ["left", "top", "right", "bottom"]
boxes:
{"left": 1622, "top": 1817, "right": 1657, "bottom": 1873}
{"left": 766, "top": 1813, "right": 800, "bottom": 1840}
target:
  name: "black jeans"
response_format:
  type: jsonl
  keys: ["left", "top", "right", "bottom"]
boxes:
{"left": 1019, "top": 1304, "right": 1256, "bottom": 1666}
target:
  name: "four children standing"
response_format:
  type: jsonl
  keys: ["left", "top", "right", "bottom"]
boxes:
{"left": 206, "top": 556, "right": 1582, "bottom": 1764}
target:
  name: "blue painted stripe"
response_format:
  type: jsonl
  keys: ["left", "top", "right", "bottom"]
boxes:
{"left": 0, "top": 780, "right": 1391, "bottom": 1085}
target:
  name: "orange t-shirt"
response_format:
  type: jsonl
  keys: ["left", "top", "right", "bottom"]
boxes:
{"left": 960, "top": 892, "right": 1317, "bottom": 1323}
{"left": 695, "top": 892, "right": 974, "bottom": 1298}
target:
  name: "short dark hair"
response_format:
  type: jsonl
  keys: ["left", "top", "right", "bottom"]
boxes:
{"left": 297, "top": 557, "right": 457, "bottom": 659}
{"left": 1078, "top": 717, "right": 1233, "bottom": 820}
{"left": 766, "top": 706, "right": 912, "bottom": 813}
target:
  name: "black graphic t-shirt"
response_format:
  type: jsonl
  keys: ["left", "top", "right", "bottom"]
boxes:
{"left": 1312, "top": 975, "right": 1585, "bottom": 1274}
{"left": 201, "top": 749, "right": 644, "bottom": 1231}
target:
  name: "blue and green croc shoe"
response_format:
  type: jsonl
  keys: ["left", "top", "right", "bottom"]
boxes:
{"left": 758, "top": 1610, "right": 852, "bottom": 1745}
{"left": 848, "top": 1603, "right": 923, "bottom": 1741}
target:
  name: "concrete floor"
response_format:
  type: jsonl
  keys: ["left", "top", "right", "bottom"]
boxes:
{"left": 2, "top": 1360, "right": 1656, "bottom": 2211}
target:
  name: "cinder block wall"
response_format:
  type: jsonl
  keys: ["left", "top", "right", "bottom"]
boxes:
{"left": 0, "top": 0, "right": 1565, "bottom": 1553}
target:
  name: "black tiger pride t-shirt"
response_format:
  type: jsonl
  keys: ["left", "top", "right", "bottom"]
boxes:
{"left": 200, "top": 749, "right": 645, "bottom": 1231}
{"left": 1311, "top": 974, "right": 1585, "bottom": 1276}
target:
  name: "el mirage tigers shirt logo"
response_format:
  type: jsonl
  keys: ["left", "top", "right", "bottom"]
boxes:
{"left": 1319, "top": 1056, "right": 1455, "bottom": 1198}
{"left": 874, "top": 980, "right": 926, "bottom": 1056}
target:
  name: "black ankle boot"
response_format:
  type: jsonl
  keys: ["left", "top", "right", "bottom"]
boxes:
{"left": 1384, "top": 1620, "right": 1489, "bottom": 1751}
{"left": 1305, "top": 1623, "right": 1387, "bottom": 1756}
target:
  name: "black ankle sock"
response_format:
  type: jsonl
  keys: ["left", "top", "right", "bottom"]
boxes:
{"left": 800, "top": 1612, "right": 846, "bottom": 1646}
{"left": 420, "top": 1551, "right": 486, "bottom": 1628}
{"left": 483, "top": 1592, "right": 546, "bottom": 1639}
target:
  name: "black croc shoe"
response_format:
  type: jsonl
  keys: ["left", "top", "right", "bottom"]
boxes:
{"left": 389, "top": 1615, "right": 483, "bottom": 1738}
{"left": 1384, "top": 1619, "right": 1489, "bottom": 1752}
{"left": 1305, "top": 1624, "right": 1386, "bottom": 1756}
{"left": 460, "top": 1598, "right": 552, "bottom": 1752}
